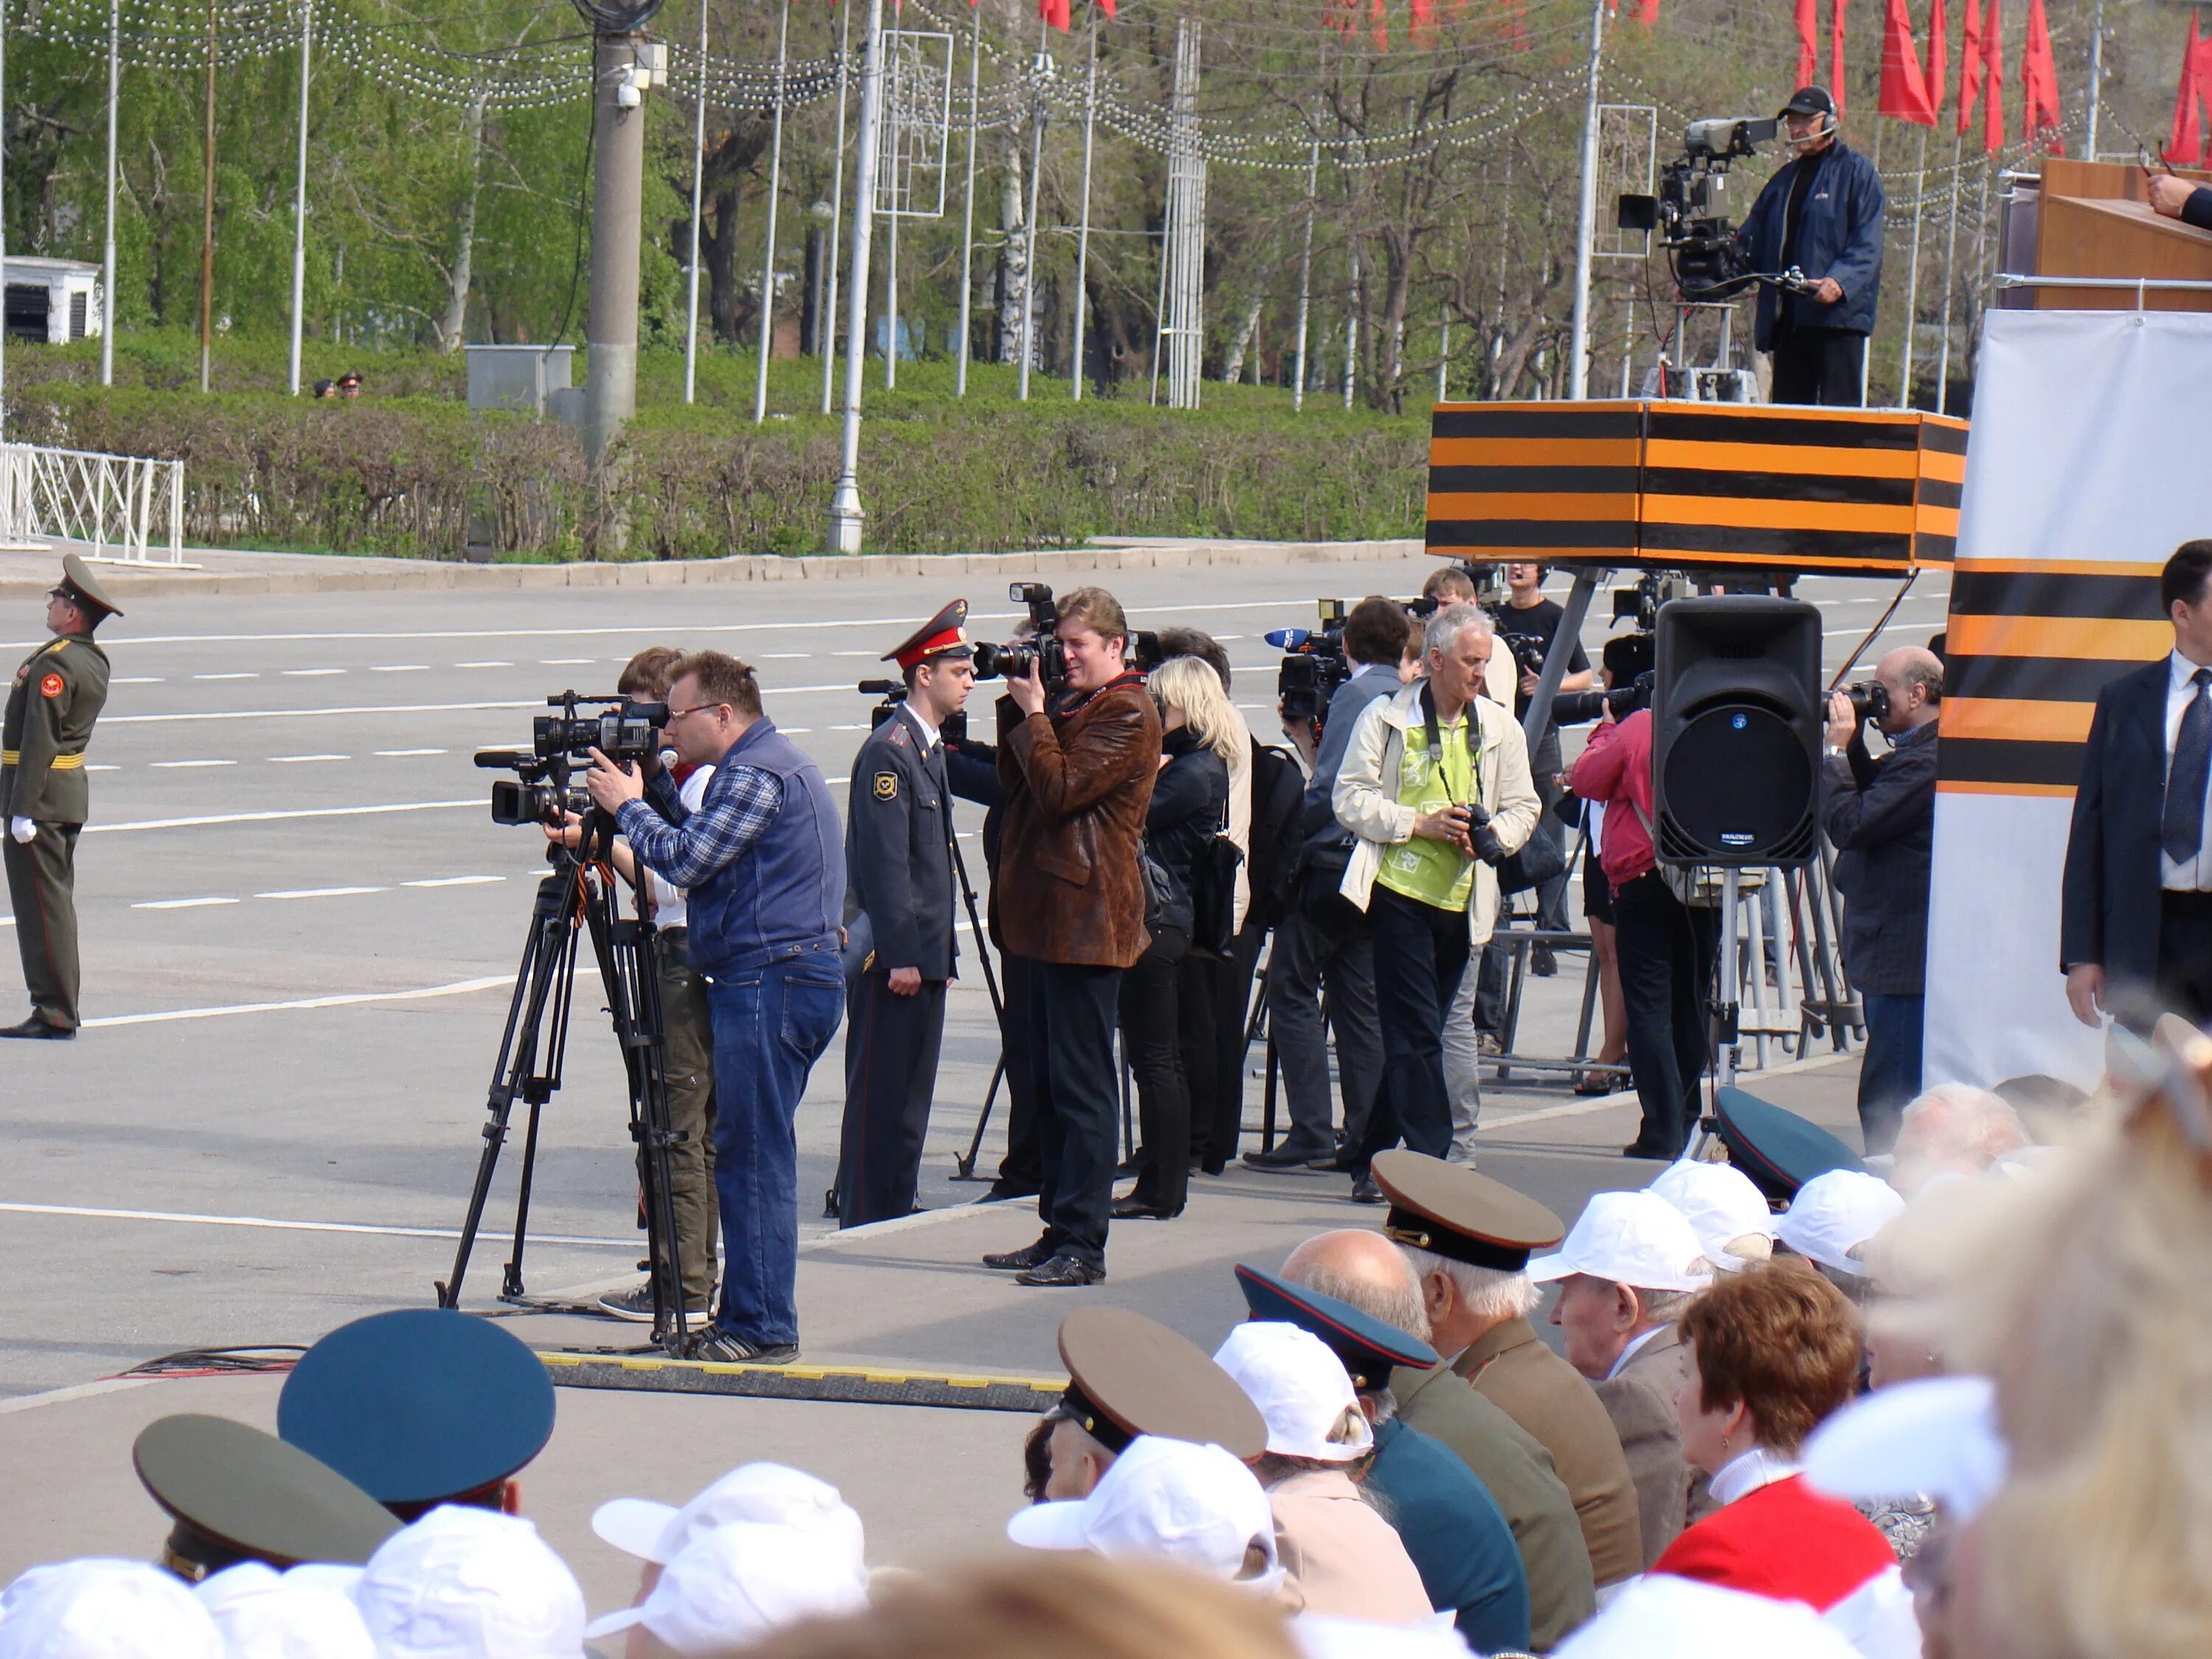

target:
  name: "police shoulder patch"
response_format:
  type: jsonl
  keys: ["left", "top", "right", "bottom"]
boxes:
{"left": 873, "top": 771, "right": 899, "bottom": 800}
{"left": 888, "top": 721, "right": 911, "bottom": 748}
{"left": 39, "top": 672, "right": 65, "bottom": 700}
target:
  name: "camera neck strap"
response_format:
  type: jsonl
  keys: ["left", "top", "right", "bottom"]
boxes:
{"left": 1419, "top": 682, "right": 1474, "bottom": 810}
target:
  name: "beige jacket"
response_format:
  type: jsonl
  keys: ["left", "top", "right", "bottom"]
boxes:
{"left": 1268, "top": 1468, "right": 1435, "bottom": 1626}
{"left": 1331, "top": 680, "right": 1541, "bottom": 946}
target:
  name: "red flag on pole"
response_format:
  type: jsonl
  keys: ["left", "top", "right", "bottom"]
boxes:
{"left": 1924, "top": 0, "right": 1947, "bottom": 120}
{"left": 1094, "top": 0, "right": 1115, "bottom": 18}
{"left": 1632, "top": 0, "right": 1658, "bottom": 24}
{"left": 1981, "top": 0, "right": 2004, "bottom": 155}
{"left": 1411, "top": 0, "right": 1434, "bottom": 36}
{"left": 1795, "top": 0, "right": 1820, "bottom": 84}
{"left": 1957, "top": 0, "right": 1983, "bottom": 133}
{"left": 2022, "top": 0, "right": 2062, "bottom": 150}
{"left": 1041, "top": 0, "right": 1070, "bottom": 29}
{"left": 1879, "top": 0, "right": 1937, "bottom": 122}
{"left": 2171, "top": 15, "right": 2205, "bottom": 164}
{"left": 1371, "top": 0, "right": 1388, "bottom": 48}
{"left": 1832, "top": 0, "right": 1848, "bottom": 111}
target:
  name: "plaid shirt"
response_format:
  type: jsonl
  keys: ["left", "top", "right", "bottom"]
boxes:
{"left": 618, "top": 757, "right": 785, "bottom": 890}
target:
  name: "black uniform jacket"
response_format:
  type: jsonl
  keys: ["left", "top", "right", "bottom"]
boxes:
{"left": 844, "top": 705, "right": 957, "bottom": 981}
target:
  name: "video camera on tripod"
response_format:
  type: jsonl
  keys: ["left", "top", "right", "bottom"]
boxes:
{"left": 1616, "top": 116, "right": 1779, "bottom": 301}
{"left": 474, "top": 692, "right": 671, "bottom": 828}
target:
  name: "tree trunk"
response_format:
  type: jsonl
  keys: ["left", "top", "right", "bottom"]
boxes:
{"left": 1220, "top": 295, "right": 1262, "bottom": 383}
{"left": 437, "top": 94, "right": 487, "bottom": 352}
{"left": 994, "top": 141, "right": 1026, "bottom": 366}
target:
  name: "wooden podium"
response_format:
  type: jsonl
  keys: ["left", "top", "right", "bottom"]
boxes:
{"left": 2028, "top": 157, "right": 2212, "bottom": 311}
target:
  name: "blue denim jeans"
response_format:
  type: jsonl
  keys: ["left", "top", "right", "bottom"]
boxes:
{"left": 706, "top": 950, "right": 845, "bottom": 1345}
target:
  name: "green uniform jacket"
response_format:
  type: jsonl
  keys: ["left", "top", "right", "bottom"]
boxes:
{"left": 3, "top": 634, "right": 111, "bottom": 825}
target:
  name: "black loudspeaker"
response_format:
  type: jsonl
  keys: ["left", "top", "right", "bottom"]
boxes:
{"left": 1652, "top": 597, "right": 1823, "bottom": 868}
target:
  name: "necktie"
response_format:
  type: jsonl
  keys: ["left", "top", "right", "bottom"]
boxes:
{"left": 2163, "top": 667, "right": 2212, "bottom": 866}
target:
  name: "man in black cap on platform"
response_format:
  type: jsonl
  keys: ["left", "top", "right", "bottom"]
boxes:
{"left": 134, "top": 1414, "right": 400, "bottom": 1582}
{"left": 1032, "top": 1306, "right": 1267, "bottom": 1501}
{"left": 4, "top": 554, "right": 120, "bottom": 1039}
{"left": 835, "top": 602, "right": 976, "bottom": 1228}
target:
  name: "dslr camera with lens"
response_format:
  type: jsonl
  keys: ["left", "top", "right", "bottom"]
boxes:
{"left": 1843, "top": 681, "right": 1890, "bottom": 726}
{"left": 969, "top": 581, "right": 1157, "bottom": 692}
{"left": 475, "top": 691, "right": 670, "bottom": 827}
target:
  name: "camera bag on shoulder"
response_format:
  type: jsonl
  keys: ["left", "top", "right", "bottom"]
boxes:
{"left": 1188, "top": 799, "right": 1246, "bottom": 958}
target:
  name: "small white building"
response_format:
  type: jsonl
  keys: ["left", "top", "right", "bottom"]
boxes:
{"left": 4, "top": 257, "right": 104, "bottom": 345}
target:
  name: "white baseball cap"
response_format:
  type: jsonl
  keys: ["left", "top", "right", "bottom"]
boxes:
{"left": 0, "top": 1559, "right": 224, "bottom": 1659}
{"left": 1554, "top": 1573, "right": 1863, "bottom": 1659}
{"left": 1776, "top": 1169, "right": 1906, "bottom": 1276}
{"left": 1527, "top": 1189, "right": 1714, "bottom": 1293}
{"left": 591, "top": 1463, "right": 865, "bottom": 1572}
{"left": 1646, "top": 1158, "right": 1776, "bottom": 1269}
{"left": 1804, "top": 1375, "right": 2008, "bottom": 1523}
{"left": 1211, "top": 1322, "right": 1374, "bottom": 1464}
{"left": 192, "top": 1562, "right": 373, "bottom": 1659}
{"left": 1006, "top": 1436, "right": 1281, "bottom": 1587}
{"left": 353, "top": 1507, "right": 585, "bottom": 1659}
{"left": 582, "top": 1521, "right": 869, "bottom": 1655}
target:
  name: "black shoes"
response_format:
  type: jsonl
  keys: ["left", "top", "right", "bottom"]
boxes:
{"left": 1242, "top": 1139, "right": 1333, "bottom": 1171}
{"left": 0, "top": 1017, "right": 72, "bottom": 1040}
{"left": 680, "top": 1329, "right": 800, "bottom": 1365}
{"left": 1112, "top": 1199, "right": 1182, "bottom": 1221}
{"left": 1349, "top": 1175, "right": 1384, "bottom": 1205}
{"left": 1531, "top": 945, "right": 1558, "bottom": 978}
{"left": 981, "top": 1180, "right": 1040, "bottom": 1203}
{"left": 982, "top": 1237, "right": 1055, "bottom": 1272}
{"left": 1015, "top": 1253, "right": 1107, "bottom": 1287}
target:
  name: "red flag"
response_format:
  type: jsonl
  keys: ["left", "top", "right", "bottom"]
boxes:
{"left": 1924, "top": 0, "right": 1947, "bottom": 120}
{"left": 1094, "top": 0, "right": 1115, "bottom": 16}
{"left": 2171, "top": 15, "right": 2205, "bottom": 165}
{"left": 1411, "top": 0, "right": 1434, "bottom": 35}
{"left": 1957, "top": 0, "right": 1983, "bottom": 133}
{"left": 1632, "top": 0, "right": 1658, "bottom": 24}
{"left": 1879, "top": 0, "right": 1937, "bottom": 122}
{"left": 1795, "top": 0, "right": 1820, "bottom": 84}
{"left": 2023, "top": 0, "right": 2062, "bottom": 150}
{"left": 1040, "top": 0, "right": 1070, "bottom": 29}
{"left": 1371, "top": 0, "right": 1388, "bottom": 48}
{"left": 1982, "top": 0, "right": 2004, "bottom": 154}
{"left": 1832, "top": 0, "right": 1848, "bottom": 111}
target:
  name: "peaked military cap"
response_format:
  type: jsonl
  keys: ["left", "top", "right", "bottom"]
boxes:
{"left": 1371, "top": 1150, "right": 1565, "bottom": 1273}
{"left": 1233, "top": 1263, "right": 1439, "bottom": 1394}
{"left": 276, "top": 1309, "right": 555, "bottom": 1514}
{"left": 883, "top": 599, "right": 972, "bottom": 672}
{"left": 56, "top": 553, "right": 122, "bottom": 621}
{"left": 133, "top": 1414, "right": 400, "bottom": 1583}
{"left": 1713, "top": 1085, "right": 1868, "bottom": 1206}
{"left": 1053, "top": 1306, "right": 1267, "bottom": 1461}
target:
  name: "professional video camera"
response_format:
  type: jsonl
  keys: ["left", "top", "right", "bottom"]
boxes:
{"left": 475, "top": 692, "right": 669, "bottom": 827}
{"left": 970, "top": 581, "right": 1159, "bottom": 692}
{"left": 1267, "top": 599, "right": 1354, "bottom": 724}
{"left": 858, "top": 678, "right": 971, "bottom": 745}
{"left": 1617, "top": 116, "right": 1782, "bottom": 302}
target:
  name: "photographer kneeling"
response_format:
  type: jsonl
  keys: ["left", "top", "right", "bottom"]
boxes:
{"left": 1333, "top": 603, "right": 1540, "bottom": 1202}
{"left": 587, "top": 651, "right": 846, "bottom": 1364}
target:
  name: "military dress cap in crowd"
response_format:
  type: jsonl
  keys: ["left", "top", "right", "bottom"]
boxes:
{"left": 0, "top": 1559, "right": 223, "bottom": 1659}
{"left": 1233, "top": 1262, "right": 1441, "bottom": 1391}
{"left": 1775, "top": 1169, "right": 1907, "bottom": 1277}
{"left": 276, "top": 1309, "right": 556, "bottom": 1514}
{"left": 1052, "top": 1306, "right": 1269, "bottom": 1459}
{"left": 1369, "top": 1150, "right": 1565, "bottom": 1271}
{"left": 883, "top": 599, "right": 973, "bottom": 671}
{"left": 1212, "top": 1323, "right": 1375, "bottom": 1464}
{"left": 1644, "top": 1160, "right": 1776, "bottom": 1270}
{"left": 593, "top": 1462, "right": 866, "bottom": 1574}
{"left": 1711, "top": 1086, "right": 1868, "bottom": 1206}
{"left": 132, "top": 1413, "right": 400, "bottom": 1582}
{"left": 1526, "top": 1190, "right": 1715, "bottom": 1293}
{"left": 1007, "top": 1434, "right": 1282, "bottom": 1587}
{"left": 582, "top": 1520, "right": 871, "bottom": 1652}
{"left": 53, "top": 553, "right": 123, "bottom": 622}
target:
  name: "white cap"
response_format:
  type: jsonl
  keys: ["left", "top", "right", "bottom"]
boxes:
{"left": 1527, "top": 1190, "right": 1714, "bottom": 1293}
{"left": 1211, "top": 1323, "right": 1374, "bottom": 1464}
{"left": 1293, "top": 1613, "right": 1469, "bottom": 1659}
{"left": 1804, "top": 1375, "right": 2008, "bottom": 1523}
{"left": 1554, "top": 1573, "right": 1863, "bottom": 1659}
{"left": 1006, "top": 1436, "right": 1280, "bottom": 1587}
{"left": 0, "top": 1560, "right": 224, "bottom": 1659}
{"left": 192, "top": 1562, "right": 373, "bottom": 1659}
{"left": 1646, "top": 1159, "right": 1776, "bottom": 1269}
{"left": 591, "top": 1463, "right": 865, "bottom": 1571}
{"left": 1776, "top": 1169, "right": 1906, "bottom": 1276}
{"left": 354, "top": 1507, "right": 585, "bottom": 1659}
{"left": 581, "top": 1521, "right": 869, "bottom": 1655}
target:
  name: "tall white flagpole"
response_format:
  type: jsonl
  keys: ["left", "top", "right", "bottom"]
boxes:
{"left": 1069, "top": 16, "right": 1097, "bottom": 400}
{"left": 826, "top": 0, "right": 888, "bottom": 552}
{"left": 953, "top": 0, "right": 981, "bottom": 395}
{"left": 820, "top": 0, "right": 853, "bottom": 414}
{"left": 288, "top": 0, "right": 313, "bottom": 396}
{"left": 683, "top": 0, "right": 706, "bottom": 405}
{"left": 101, "top": 0, "right": 120, "bottom": 386}
{"left": 754, "top": 0, "right": 790, "bottom": 422}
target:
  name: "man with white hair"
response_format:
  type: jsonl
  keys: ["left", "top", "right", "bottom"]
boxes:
{"left": 1887, "top": 1083, "right": 2028, "bottom": 1196}
{"left": 1531, "top": 1189, "right": 1719, "bottom": 1565}
{"left": 1332, "top": 602, "right": 1542, "bottom": 1201}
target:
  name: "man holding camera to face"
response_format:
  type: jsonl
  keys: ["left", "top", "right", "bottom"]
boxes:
{"left": 1331, "top": 604, "right": 1541, "bottom": 1203}
{"left": 979, "top": 587, "right": 1162, "bottom": 1287}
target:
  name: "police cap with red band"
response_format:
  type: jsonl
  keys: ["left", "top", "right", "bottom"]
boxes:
{"left": 883, "top": 599, "right": 972, "bottom": 672}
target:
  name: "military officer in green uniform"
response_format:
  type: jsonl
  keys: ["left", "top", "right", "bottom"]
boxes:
{"left": 3, "top": 554, "right": 120, "bottom": 1040}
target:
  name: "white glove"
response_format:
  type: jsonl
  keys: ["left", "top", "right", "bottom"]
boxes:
{"left": 8, "top": 817, "right": 33, "bottom": 845}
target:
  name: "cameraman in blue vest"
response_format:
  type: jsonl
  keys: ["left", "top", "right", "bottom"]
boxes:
{"left": 588, "top": 650, "right": 846, "bottom": 1366}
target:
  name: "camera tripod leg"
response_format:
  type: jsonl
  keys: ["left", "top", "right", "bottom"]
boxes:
{"left": 946, "top": 830, "right": 1010, "bottom": 1183}
{"left": 956, "top": 1056, "right": 1006, "bottom": 1180}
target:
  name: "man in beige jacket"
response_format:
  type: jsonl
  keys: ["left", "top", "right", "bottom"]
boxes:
{"left": 1333, "top": 603, "right": 1540, "bottom": 1202}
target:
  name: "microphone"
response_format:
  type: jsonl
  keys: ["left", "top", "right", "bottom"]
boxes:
{"left": 1265, "top": 628, "right": 1312, "bottom": 650}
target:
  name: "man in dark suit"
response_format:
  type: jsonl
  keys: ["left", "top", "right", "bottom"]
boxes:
{"left": 2064, "top": 540, "right": 2212, "bottom": 1029}
{"left": 836, "top": 602, "right": 975, "bottom": 1228}
{"left": 1821, "top": 645, "right": 1943, "bottom": 1152}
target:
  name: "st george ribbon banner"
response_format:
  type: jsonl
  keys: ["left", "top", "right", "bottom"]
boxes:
{"left": 1925, "top": 309, "right": 2212, "bottom": 1090}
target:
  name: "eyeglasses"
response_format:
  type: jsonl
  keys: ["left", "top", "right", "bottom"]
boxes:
{"left": 664, "top": 702, "right": 729, "bottom": 723}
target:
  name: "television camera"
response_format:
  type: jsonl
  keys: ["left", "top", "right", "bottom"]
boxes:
{"left": 1616, "top": 116, "right": 1826, "bottom": 306}
{"left": 475, "top": 692, "right": 671, "bottom": 827}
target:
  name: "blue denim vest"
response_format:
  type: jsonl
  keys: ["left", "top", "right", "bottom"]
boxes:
{"left": 686, "top": 718, "right": 844, "bottom": 978}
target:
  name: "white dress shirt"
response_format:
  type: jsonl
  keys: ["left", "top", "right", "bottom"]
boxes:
{"left": 1705, "top": 1444, "right": 1804, "bottom": 1507}
{"left": 644, "top": 762, "right": 715, "bottom": 931}
{"left": 1604, "top": 1324, "right": 1667, "bottom": 1382}
{"left": 2161, "top": 649, "right": 2212, "bottom": 891}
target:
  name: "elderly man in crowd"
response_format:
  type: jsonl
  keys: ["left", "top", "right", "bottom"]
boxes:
{"left": 1887, "top": 1083, "right": 2030, "bottom": 1196}
{"left": 1532, "top": 1189, "right": 1719, "bottom": 1566}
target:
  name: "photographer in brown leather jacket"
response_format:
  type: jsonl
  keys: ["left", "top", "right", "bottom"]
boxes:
{"left": 982, "top": 586, "right": 1162, "bottom": 1287}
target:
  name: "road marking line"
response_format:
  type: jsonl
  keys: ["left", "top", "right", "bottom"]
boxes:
{"left": 149, "top": 759, "right": 236, "bottom": 770}
{"left": 540, "top": 657, "right": 597, "bottom": 665}
{"left": 283, "top": 668, "right": 344, "bottom": 677}
{"left": 114, "top": 675, "right": 164, "bottom": 684}
{"left": 80, "top": 973, "right": 518, "bottom": 1028}
{"left": 257, "top": 886, "right": 387, "bottom": 900}
{"left": 105, "top": 699, "right": 538, "bottom": 726}
{"left": 192, "top": 672, "right": 259, "bottom": 681}
{"left": 375, "top": 748, "right": 446, "bottom": 757}
{"left": 403, "top": 874, "right": 504, "bottom": 888}
{"left": 456, "top": 661, "right": 512, "bottom": 669}
{"left": 0, "top": 1201, "right": 633, "bottom": 1251}
{"left": 762, "top": 653, "right": 810, "bottom": 658}
{"left": 86, "top": 799, "right": 476, "bottom": 835}
{"left": 86, "top": 764, "right": 119, "bottom": 772}
{"left": 269, "top": 754, "right": 349, "bottom": 763}
{"left": 369, "top": 664, "right": 431, "bottom": 672}
{"left": 131, "top": 897, "right": 240, "bottom": 911}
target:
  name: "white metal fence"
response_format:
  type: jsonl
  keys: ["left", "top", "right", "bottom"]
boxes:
{"left": 0, "top": 442, "right": 186, "bottom": 565}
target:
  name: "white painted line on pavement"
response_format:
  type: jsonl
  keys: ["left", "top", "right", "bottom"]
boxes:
{"left": 131, "top": 897, "right": 239, "bottom": 911}
{"left": 86, "top": 765, "right": 118, "bottom": 772}
{"left": 369, "top": 664, "right": 430, "bottom": 673}
{"left": 456, "top": 661, "right": 512, "bottom": 669}
{"left": 149, "top": 759, "right": 235, "bottom": 770}
{"left": 403, "top": 875, "right": 504, "bottom": 888}
{"left": 0, "top": 916, "right": 11, "bottom": 928}
{"left": 105, "top": 698, "right": 538, "bottom": 726}
{"left": 540, "top": 657, "right": 597, "bottom": 665}
{"left": 82, "top": 972, "right": 516, "bottom": 1027}
{"left": 114, "top": 676, "right": 164, "bottom": 684}
{"left": 375, "top": 748, "right": 446, "bottom": 757}
{"left": 0, "top": 1200, "right": 633, "bottom": 1250}
{"left": 192, "top": 672, "right": 258, "bottom": 681}
{"left": 762, "top": 653, "right": 809, "bottom": 658}
{"left": 86, "top": 799, "right": 476, "bottom": 834}
{"left": 269, "top": 754, "right": 350, "bottom": 763}
{"left": 283, "top": 667, "right": 344, "bottom": 677}
{"left": 257, "top": 886, "right": 387, "bottom": 900}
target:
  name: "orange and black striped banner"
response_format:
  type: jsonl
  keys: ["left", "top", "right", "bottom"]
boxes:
{"left": 1938, "top": 560, "right": 2168, "bottom": 796}
{"left": 1427, "top": 401, "right": 1965, "bottom": 574}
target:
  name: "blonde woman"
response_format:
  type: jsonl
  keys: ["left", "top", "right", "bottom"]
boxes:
{"left": 1116, "top": 656, "right": 1238, "bottom": 1220}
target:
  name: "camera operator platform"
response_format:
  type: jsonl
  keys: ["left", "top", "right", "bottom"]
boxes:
{"left": 836, "top": 602, "right": 975, "bottom": 1228}
{"left": 1734, "top": 87, "right": 1886, "bottom": 407}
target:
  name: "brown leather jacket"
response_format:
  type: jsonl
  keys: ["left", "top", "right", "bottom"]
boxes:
{"left": 991, "top": 676, "right": 1161, "bottom": 968}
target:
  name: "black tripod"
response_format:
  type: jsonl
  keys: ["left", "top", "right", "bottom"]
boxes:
{"left": 436, "top": 810, "right": 692, "bottom": 1349}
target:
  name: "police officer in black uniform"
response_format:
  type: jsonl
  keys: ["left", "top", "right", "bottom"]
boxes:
{"left": 835, "top": 602, "right": 976, "bottom": 1228}
{"left": 4, "top": 554, "right": 120, "bottom": 1040}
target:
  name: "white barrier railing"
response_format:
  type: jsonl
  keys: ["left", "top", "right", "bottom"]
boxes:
{"left": 0, "top": 442, "right": 187, "bottom": 566}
